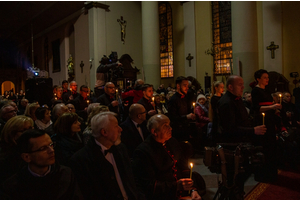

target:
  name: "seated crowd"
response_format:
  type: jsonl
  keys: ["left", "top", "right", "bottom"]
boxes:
{"left": 0, "top": 73, "right": 299, "bottom": 199}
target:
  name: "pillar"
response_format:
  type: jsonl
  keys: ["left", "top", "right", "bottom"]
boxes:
{"left": 142, "top": 1, "right": 160, "bottom": 88}
{"left": 232, "top": 1, "right": 259, "bottom": 90}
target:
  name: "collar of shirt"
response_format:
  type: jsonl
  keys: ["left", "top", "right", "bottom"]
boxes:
{"left": 94, "top": 139, "right": 108, "bottom": 155}
{"left": 28, "top": 165, "right": 51, "bottom": 177}
{"left": 132, "top": 120, "right": 140, "bottom": 129}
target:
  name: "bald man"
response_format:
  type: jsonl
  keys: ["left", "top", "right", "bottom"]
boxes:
{"left": 96, "top": 82, "right": 119, "bottom": 116}
{"left": 120, "top": 104, "right": 150, "bottom": 158}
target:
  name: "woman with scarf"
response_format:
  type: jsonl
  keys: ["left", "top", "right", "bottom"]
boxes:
{"left": 34, "top": 107, "right": 54, "bottom": 136}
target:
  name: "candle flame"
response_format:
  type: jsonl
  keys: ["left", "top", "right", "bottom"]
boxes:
{"left": 193, "top": 102, "right": 195, "bottom": 107}
{"left": 152, "top": 97, "right": 155, "bottom": 101}
{"left": 190, "top": 163, "right": 193, "bottom": 168}
{"left": 262, "top": 113, "right": 265, "bottom": 116}
{"left": 279, "top": 94, "right": 282, "bottom": 97}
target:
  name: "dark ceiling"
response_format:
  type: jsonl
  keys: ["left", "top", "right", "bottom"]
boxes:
{"left": 0, "top": 1, "right": 85, "bottom": 50}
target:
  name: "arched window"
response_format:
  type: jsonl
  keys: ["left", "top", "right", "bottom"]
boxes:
{"left": 212, "top": 1, "right": 232, "bottom": 75}
{"left": 159, "top": 2, "right": 173, "bottom": 78}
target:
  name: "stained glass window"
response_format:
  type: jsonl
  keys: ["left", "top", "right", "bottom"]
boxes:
{"left": 212, "top": 1, "right": 232, "bottom": 75}
{"left": 159, "top": 2, "right": 173, "bottom": 78}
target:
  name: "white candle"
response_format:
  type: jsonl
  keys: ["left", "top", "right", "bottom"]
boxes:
{"left": 262, "top": 113, "right": 265, "bottom": 125}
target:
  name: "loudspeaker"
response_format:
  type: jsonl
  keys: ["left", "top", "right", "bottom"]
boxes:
{"left": 204, "top": 76, "right": 211, "bottom": 93}
{"left": 25, "top": 78, "right": 53, "bottom": 105}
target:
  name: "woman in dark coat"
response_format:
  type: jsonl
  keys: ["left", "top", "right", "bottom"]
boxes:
{"left": 52, "top": 112, "right": 83, "bottom": 165}
{"left": 251, "top": 69, "right": 282, "bottom": 182}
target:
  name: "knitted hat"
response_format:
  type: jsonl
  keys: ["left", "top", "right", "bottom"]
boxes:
{"left": 196, "top": 94, "right": 206, "bottom": 102}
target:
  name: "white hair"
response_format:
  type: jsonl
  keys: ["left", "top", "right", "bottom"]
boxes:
{"left": 91, "top": 111, "right": 117, "bottom": 138}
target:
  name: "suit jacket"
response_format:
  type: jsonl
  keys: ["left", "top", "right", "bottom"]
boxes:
{"left": 96, "top": 93, "right": 119, "bottom": 115}
{"left": 120, "top": 117, "right": 150, "bottom": 158}
{"left": 137, "top": 97, "right": 155, "bottom": 120}
{"left": 73, "top": 95, "right": 90, "bottom": 121}
{"left": 63, "top": 91, "right": 79, "bottom": 104}
{"left": 69, "top": 138, "right": 142, "bottom": 200}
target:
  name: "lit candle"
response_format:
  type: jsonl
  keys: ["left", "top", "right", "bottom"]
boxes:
{"left": 190, "top": 163, "right": 193, "bottom": 179}
{"left": 54, "top": 97, "right": 57, "bottom": 101}
{"left": 279, "top": 94, "right": 282, "bottom": 104}
{"left": 152, "top": 97, "right": 155, "bottom": 108}
{"left": 54, "top": 93, "right": 57, "bottom": 96}
{"left": 87, "top": 100, "right": 90, "bottom": 104}
{"left": 262, "top": 113, "right": 265, "bottom": 125}
{"left": 193, "top": 102, "right": 196, "bottom": 114}
{"left": 189, "top": 163, "right": 193, "bottom": 195}
{"left": 116, "top": 89, "right": 118, "bottom": 100}
{"left": 70, "top": 88, "right": 72, "bottom": 92}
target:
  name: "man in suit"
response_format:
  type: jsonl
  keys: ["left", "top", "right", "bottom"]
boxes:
{"left": 69, "top": 111, "right": 143, "bottom": 200}
{"left": 96, "top": 82, "right": 119, "bottom": 115}
{"left": 120, "top": 103, "right": 150, "bottom": 158}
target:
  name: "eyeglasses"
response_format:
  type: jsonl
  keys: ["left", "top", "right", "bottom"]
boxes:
{"left": 138, "top": 111, "right": 147, "bottom": 115}
{"left": 28, "top": 142, "right": 56, "bottom": 153}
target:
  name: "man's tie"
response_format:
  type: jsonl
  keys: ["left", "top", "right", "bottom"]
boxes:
{"left": 104, "top": 146, "right": 115, "bottom": 155}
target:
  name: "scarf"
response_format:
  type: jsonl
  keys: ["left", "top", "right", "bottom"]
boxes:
{"left": 35, "top": 119, "right": 53, "bottom": 130}
{"left": 196, "top": 102, "right": 208, "bottom": 114}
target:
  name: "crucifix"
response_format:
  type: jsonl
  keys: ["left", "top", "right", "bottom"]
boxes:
{"left": 266, "top": 41, "right": 279, "bottom": 59}
{"left": 80, "top": 61, "right": 84, "bottom": 73}
{"left": 117, "top": 16, "right": 127, "bottom": 44}
{"left": 186, "top": 53, "right": 194, "bottom": 67}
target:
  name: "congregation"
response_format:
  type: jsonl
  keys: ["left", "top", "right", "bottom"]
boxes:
{"left": 0, "top": 69, "right": 300, "bottom": 200}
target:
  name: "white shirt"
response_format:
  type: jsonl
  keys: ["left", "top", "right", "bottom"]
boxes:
{"left": 132, "top": 120, "right": 144, "bottom": 141}
{"left": 95, "top": 139, "right": 128, "bottom": 200}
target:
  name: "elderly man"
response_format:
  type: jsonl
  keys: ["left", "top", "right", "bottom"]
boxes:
{"left": 18, "top": 98, "right": 29, "bottom": 115}
{"left": 3, "top": 129, "right": 82, "bottom": 199}
{"left": 96, "top": 82, "right": 119, "bottom": 115}
{"left": 0, "top": 104, "right": 17, "bottom": 133}
{"left": 69, "top": 111, "right": 143, "bottom": 200}
{"left": 51, "top": 103, "right": 70, "bottom": 124}
{"left": 132, "top": 114, "right": 203, "bottom": 200}
{"left": 120, "top": 103, "right": 150, "bottom": 158}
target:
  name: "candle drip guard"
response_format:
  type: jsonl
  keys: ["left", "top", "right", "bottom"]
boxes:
{"left": 203, "top": 143, "right": 265, "bottom": 200}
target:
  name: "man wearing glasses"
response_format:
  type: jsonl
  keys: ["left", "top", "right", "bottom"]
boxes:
{"left": 120, "top": 103, "right": 150, "bottom": 158}
{"left": 96, "top": 82, "right": 119, "bottom": 116}
{"left": 73, "top": 85, "right": 91, "bottom": 122}
{"left": 2, "top": 129, "right": 82, "bottom": 199}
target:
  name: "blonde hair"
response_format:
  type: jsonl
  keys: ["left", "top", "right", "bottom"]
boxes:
{"left": 24, "top": 103, "right": 40, "bottom": 120}
{"left": 1, "top": 115, "right": 33, "bottom": 145}
{"left": 86, "top": 105, "right": 109, "bottom": 127}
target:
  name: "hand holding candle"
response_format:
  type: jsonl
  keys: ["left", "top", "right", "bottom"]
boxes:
{"left": 262, "top": 113, "right": 265, "bottom": 125}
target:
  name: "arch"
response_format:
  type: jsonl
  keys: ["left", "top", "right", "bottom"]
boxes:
{"left": 1, "top": 81, "right": 15, "bottom": 95}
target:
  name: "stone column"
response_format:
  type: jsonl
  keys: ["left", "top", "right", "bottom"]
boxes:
{"left": 142, "top": 1, "right": 160, "bottom": 88}
{"left": 232, "top": 1, "right": 259, "bottom": 90}
{"left": 86, "top": 2, "right": 110, "bottom": 89}
{"left": 183, "top": 1, "right": 197, "bottom": 77}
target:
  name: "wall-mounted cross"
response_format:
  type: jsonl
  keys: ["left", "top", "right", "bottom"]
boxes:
{"left": 186, "top": 53, "right": 194, "bottom": 67}
{"left": 266, "top": 41, "right": 279, "bottom": 59}
{"left": 80, "top": 61, "right": 84, "bottom": 73}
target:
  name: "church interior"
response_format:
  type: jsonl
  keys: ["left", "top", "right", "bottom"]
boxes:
{"left": 1, "top": 2, "right": 300, "bottom": 199}
{"left": 0, "top": 1, "right": 300, "bottom": 98}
